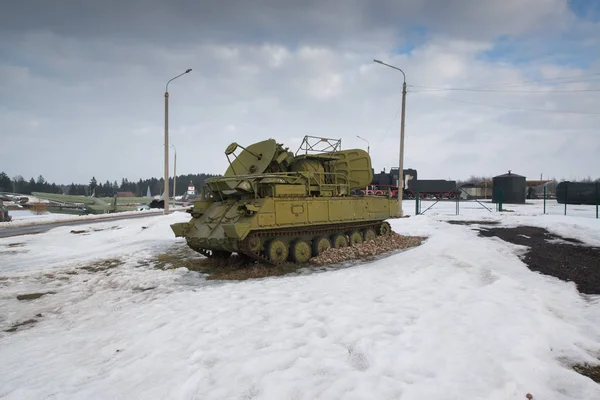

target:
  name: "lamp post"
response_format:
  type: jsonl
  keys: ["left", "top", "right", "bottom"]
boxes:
{"left": 356, "top": 135, "right": 370, "bottom": 154}
{"left": 171, "top": 144, "right": 177, "bottom": 209}
{"left": 164, "top": 68, "right": 192, "bottom": 215}
{"left": 373, "top": 59, "right": 406, "bottom": 218}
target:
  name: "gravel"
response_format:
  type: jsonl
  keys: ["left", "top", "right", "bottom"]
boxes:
{"left": 478, "top": 226, "right": 600, "bottom": 295}
{"left": 310, "top": 233, "right": 426, "bottom": 266}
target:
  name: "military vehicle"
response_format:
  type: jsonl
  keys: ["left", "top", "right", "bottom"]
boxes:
{"left": 171, "top": 136, "right": 397, "bottom": 265}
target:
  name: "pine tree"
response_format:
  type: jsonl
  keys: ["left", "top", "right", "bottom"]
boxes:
{"left": 89, "top": 177, "right": 98, "bottom": 195}
{"left": 0, "top": 172, "right": 11, "bottom": 192}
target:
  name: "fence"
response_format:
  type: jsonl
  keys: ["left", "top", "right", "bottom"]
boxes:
{"left": 409, "top": 184, "right": 599, "bottom": 219}
{"left": 543, "top": 182, "right": 599, "bottom": 218}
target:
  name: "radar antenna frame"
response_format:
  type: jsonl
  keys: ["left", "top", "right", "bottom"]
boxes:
{"left": 295, "top": 135, "right": 342, "bottom": 156}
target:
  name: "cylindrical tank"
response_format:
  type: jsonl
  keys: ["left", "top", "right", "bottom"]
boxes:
{"left": 556, "top": 182, "right": 599, "bottom": 205}
{"left": 492, "top": 171, "right": 526, "bottom": 204}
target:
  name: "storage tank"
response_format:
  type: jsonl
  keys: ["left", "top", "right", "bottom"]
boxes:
{"left": 556, "top": 182, "right": 599, "bottom": 205}
{"left": 492, "top": 171, "right": 526, "bottom": 204}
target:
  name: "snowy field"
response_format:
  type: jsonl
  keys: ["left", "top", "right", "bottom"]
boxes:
{"left": 3, "top": 209, "right": 76, "bottom": 223}
{"left": 0, "top": 208, "right": 165, "bottom": 228}
{"left": 1, "top": 202, "right": 599, "bottom": 399}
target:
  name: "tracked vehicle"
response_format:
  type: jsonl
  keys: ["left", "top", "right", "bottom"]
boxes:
{"left": 171, "top": 136, "right": 397, "bottom": 264}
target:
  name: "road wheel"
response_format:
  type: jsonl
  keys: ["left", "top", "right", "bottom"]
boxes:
{"left": 363, "top": 228, "right": 377, "bottom": 242}
{"left": 246, "top": 236, "right": 262, "bottom": 253}
{"left": 331, "top": 233, "right": 348, "bottom": 249}
{"left": 267, "top": 239, "right": 289, "bottom": 265}
{"left": 312, "top": 236, "right": 332, "bottom": 256}
{"left": 349, "top": 231, "right": 363, "bottom": 246}
{"left": 379, "top": 222, "right": 392, "bottom": 236}
{"left": 291, "top": 240, "right": 311, "bottom": 263}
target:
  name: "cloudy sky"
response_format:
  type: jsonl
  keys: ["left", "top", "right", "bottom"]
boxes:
{"left": 1, "top": 0, "right": 599, "bottom": 185}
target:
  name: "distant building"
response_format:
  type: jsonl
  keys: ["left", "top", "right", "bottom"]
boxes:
{"left": 459, "top": 181, "right": 492, "bottom": 199}
{"left": 117, "top": 192, "right": 135, "bottom": 198}
{"left": 187, "top": 181, "right": 197, "bottom": 196}
{"left": 526, "top": 180, "right": 553, "bottom": 199}
{"left": 492, "top": 171, "right": 526, "bottom": 204}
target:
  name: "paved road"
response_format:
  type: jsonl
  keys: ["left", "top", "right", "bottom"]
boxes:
{"left": 0, "top": 212, "right": 171, "bottom": 238}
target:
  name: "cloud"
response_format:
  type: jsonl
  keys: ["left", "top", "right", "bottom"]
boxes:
{"left": 0, "top": 0, "right": 599, "bottom": 185}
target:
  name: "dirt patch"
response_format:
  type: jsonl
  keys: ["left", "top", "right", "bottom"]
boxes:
{"left": 70, "top": 226, "right": 121, "bottom": 235}
{"left": 79, "top": 258, "right": 122, "bottom": 272}
{"left": 478, "top": 226, "right": 600, "bottom": 295}
{"left": 133, "top": 286, "right": 156, "bottom": 292}
{"left": 205, "top": 262, "right": 304, "bottom": 281}
{"left": 572, "top": 363, "right": 600, "bottom": 383}
{"left": 5, "top": 319, "right": 37, "bottom": 332}
{"left": 310, "top": 233, "right": 426, "bottom": 265}
{"left": 153, "top": 234, "right": 426, "bottom": 281}
{"left": 153, "top": 246, "right": 205, "bottom": 271}
{"left": 6, "top": 242, "right": 25, "bottom": 248}
{"left": 445, "top": 220, "right": 499, "bottom": 226}
{"left": 152, "top": 247, "right": 301, "bottom": 281}
{"left": 16, "top": 292, "right": 56, "bottom": 301}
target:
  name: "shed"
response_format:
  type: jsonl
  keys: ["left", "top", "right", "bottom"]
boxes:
{"left": 492, "top": 171, "right": 526, "bottom": 204}
{"left": 459, "top": 181, "right": 493, "bottom": 200}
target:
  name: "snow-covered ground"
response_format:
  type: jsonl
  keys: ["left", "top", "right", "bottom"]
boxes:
{"left": 0, "top": 208, "right": 166, "bottom": 228}
{"left": 5, "top": 210, "right": 81, "bottom": 223}
{"left": 0, "top": 203, "right": 599, "bottom": 400}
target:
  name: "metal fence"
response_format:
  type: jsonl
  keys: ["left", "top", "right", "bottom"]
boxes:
{"left": 410, "top": 184, "right": 599, "bottom": 219}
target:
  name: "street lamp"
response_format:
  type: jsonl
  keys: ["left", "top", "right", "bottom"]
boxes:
{"left": 164, "top": 68, "right": 192, "bottom": 215}
{"left": 373, "top": 59, "right": 406, "bottom": 218}
{"left": 171, "top": 144, "right": 177, "bottom": 209}
{"left": 356, "top": 135, "right": 370, "bottom": 154}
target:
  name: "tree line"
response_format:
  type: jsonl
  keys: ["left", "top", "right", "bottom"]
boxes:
{"left": 2, "top": 171, "right": 598, "bottom": 198}
{"left": 0, "top": 172, "right": 219, "bottom": 198}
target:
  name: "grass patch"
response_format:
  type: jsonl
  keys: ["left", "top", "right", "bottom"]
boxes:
{"left": 16, "top": 292, "right": 56, "bottom": 301}
{"left": 30, "top": 202, "right": 47, "bottom": 215}
{"left": 80, "top": 258, "right": 122, "bottom": 272}
{"left": 154, "top": 247, "right": 204, "bottom": 271}
{"left": 7, "top": 242, "right": 25, "bottom": 248}
{"left": 573, "top": 363, "right": 600, "bottom": 383}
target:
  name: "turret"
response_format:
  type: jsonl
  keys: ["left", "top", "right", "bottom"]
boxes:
{"left": 204, "top": 136, "right": 373, "bottom": 199}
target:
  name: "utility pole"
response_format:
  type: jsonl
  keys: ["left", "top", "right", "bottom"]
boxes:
{"left": 164, "top": 69, "right": 192, "bottom": 215}
{"left": 171, "top": 144, "right": 177, "bottom": 209}
{"left": 374, "top": 59, "right": 407, "bottom": 217}
{"left": 357, "top": 135, "right": 370, "bottom": 195}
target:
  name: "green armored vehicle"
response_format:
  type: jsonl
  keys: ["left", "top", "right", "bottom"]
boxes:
{"left": 171, "top": 136, "right": 397, "bottom": 264}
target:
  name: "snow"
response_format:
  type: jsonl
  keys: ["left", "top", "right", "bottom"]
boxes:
{"left": 1, "top": 206, "right": 192, "bottom": 229}
{"left": 0, "top": 202, "right": 599, "bottom": 399}
{"left": 4, "top": 210, "right": 79, "bottom": 223}
{"left": 0, "top": 209, "right": 165, "bottom": 228}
